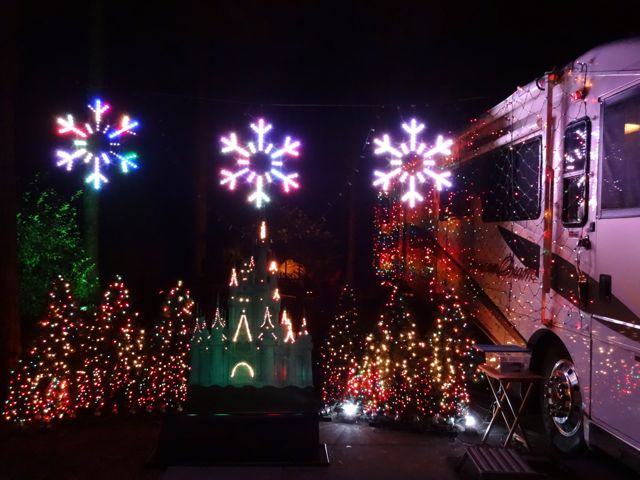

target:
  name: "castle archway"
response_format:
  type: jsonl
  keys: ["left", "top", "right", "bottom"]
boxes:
{"left": 230, "top": 361, "right": 255, "bottom": 383}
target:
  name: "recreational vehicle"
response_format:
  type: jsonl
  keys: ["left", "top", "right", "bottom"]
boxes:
{"left": 434, "top": 38, "right": 640, "bottom": 462}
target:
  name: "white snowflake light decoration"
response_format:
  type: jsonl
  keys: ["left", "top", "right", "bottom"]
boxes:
{"left": 55, "top": 98, "right": 139, "bottom": 190}
{"left": 219, "top": 118, "right": 301, "bottom": 208}
{"left": 372, "top": 118, "right": 453, "bottom": 208}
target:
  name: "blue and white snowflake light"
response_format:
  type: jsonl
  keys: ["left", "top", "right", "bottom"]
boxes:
{"left": 372, "top": 118, "right": 453, "bottom": 208}
{"left": 219, "top": 118, "right": 301, "bottom": 208}
{"left": 55, "top": 98, "right": 139, "bottom": 190}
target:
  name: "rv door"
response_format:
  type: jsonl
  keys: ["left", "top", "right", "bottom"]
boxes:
{"left": 591, "top": 83, "right": 640, "bottom": 448}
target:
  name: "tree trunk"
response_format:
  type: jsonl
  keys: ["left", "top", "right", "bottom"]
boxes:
{"left": 0, "top": 0, "right": 21, "bottom": 389}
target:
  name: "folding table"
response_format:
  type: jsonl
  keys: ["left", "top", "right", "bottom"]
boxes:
{"left": 478, "top": 363, "right": 542, "bottom": 450}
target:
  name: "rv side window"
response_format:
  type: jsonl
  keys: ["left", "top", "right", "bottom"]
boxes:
{"left": 439, "top": 157, "right": 485, "bottom": 220}
{"left": 562, "top": 118, "right": 590, "bottom": 226}
{"left": 601, "top": 85, "right": 640, "bottom": 217}
{"left": 481, "top": 136, "right": 542, "bottom": 222}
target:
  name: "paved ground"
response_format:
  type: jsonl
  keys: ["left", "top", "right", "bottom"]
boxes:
{"left": 163, "top": 421, "right": 465, "bottom": 480}
{"left": 0, "top": 410, "right": 635, "bottom": 479}
{"left": 163, "top": 419, "right": 637, "bottom": 480}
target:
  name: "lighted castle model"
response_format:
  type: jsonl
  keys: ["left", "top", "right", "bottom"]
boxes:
{"left": 189, "top": 221, "right": 313, "bottom": 388}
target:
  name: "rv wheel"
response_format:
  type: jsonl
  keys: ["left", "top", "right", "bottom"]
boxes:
{"left": 540, "top": 347, "right": 585, "bottom": 453}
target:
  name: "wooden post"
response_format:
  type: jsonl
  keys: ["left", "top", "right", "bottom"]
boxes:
{"left": 0, "top": 0, "right": 21, "bottom": 388}
{"left": 541, "top": 73, "right": 556, "bottom": 326}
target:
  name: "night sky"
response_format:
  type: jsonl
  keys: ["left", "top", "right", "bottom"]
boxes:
{"left": 9, "top": 1, "right": 639, "bottom": 328}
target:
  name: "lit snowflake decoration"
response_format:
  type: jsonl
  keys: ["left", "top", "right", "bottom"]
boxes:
{"left": 219, "top": 118, "right": 301, "bottom": 208}
{"left": 372, "top": 118, "right": 453, "bottom": 208}
{"left": 55, "top": 98, "right": 139, "bottom": 190}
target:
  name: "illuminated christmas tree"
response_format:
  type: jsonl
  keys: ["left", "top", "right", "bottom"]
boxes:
{"left": 76, "top": 277, "right": 146, "bottom": 414}
{"left": 103, "top": 277, "right": 146, "bottom": 413}
{"left": 142, "top": 281, "right": 194, "bottom": 411}
{"left": 428, "top": 289, "right": 477, "bottom": 420}
{"left": 76, "top": 307, "right": 111, "bottom": 414}
{"left": 320, "top": 284, "right": 363, "bottom": 407}
{"left": 349, "top": 285, "right": 430, "bottom": 419}
{"left": 346, "top": 350, "right": 388, "bottom": 416}
{"left": 4, "top": 276, "right": 80, "bottom": 424}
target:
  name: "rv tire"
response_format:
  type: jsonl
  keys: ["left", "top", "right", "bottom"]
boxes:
{"left": 540, "top": 345, "right": 585, "bottom": 454}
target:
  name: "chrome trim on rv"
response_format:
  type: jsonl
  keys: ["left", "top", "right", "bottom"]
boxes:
{"left": 592, "top": 314, "right": 640, "bottom": 331}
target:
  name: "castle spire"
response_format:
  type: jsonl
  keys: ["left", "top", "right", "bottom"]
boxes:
{"left": 232, "top": 311, "right": 253, "bottom": 342}
{"left": 256, "top": 220, "right": 268, "bottom": 282}
{"left": 258, "top": 306, "right": 277, "bottom": 341}
{"left": 191, "top": 313, "right": 209, "bottom": 344}
{"left": 229, "top": 268, "right": 238, "bottom": 287}
{"left": 281, "top": 309, "right": 296, "bottom": 344}
{"left": 299, "top": 316, "right": 309, "bottom": 336}
{"left": 212, "top": 305, "right": 225, "bottom": 329}
{"left": 211, "top": 305, "right": 226, "bottom": 342}
{"left": 260, "top": 220, "right": 267, "bottom": 241}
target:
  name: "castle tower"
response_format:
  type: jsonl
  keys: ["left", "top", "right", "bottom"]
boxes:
{"left": 228, "top": 261, "right": 257, "bottom": 385}
{"left": 297, "top": 317, "right": 313, "bottom": 387}
{"left": 189, "top": 315, "right": 211, "bottom": 386}
{"left": 278, "top": 309, "right": 296, "bottom": 386}
{"left": 210, "top": 306, "right": 227, "bottom": 386}
{"left": 258, "top": 306, "right": 277, "bottom": 385}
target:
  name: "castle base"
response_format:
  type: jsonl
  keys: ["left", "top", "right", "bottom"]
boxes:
{"left": 156, "top": 386, "right": 328, "bottom": 466}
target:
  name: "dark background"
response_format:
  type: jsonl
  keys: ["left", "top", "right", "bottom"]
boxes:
{"left": 7, "top": 1, "right": 640, "bottom": 333}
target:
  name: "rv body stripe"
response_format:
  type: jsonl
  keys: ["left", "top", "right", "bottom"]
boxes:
{"left": 423, "top": 224, "right": 640, "bottom": 343}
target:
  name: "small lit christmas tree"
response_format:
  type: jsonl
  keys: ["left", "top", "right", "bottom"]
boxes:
{"left": 346, "top": 349, "right": 388, "bottom": 416}
{"left": 428, "top": 289, "right": 477, "bottom": 420}
{"left": 142, "top": 280, "right": 194, "bottom": 412}
{"left": 4, "top": 276, "right": 80, "bottom": 424}
{"left": 349, "top": 285, "right": 429, "bottom": 419}
{"left": 105, "top": 277, "right": 146, "bottom": 413}
{"left": 76, "top": 307, "right": 111, "bottom": 414}
{"left": 76, "top": 276, "right": 145, "bottom": 414}
{"left": 320, "top": 284, "right": 363, "bottom": 407}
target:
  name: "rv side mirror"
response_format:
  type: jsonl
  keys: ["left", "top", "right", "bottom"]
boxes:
{"left": 577, "top": 235, "right": 591, "bottom": 250}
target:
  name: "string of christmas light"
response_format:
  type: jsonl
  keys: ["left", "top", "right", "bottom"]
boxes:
{"left": 437, "top": 80, "right": 568, "bottom": 337}
{"left": 55, "top": 98, "right": 139, "bottom": 190}
{"left": 373, "top": 191, "right": 438, "bottom": 289}
{"left": 219, "top": 118, "right": 301, "bottom": 208}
